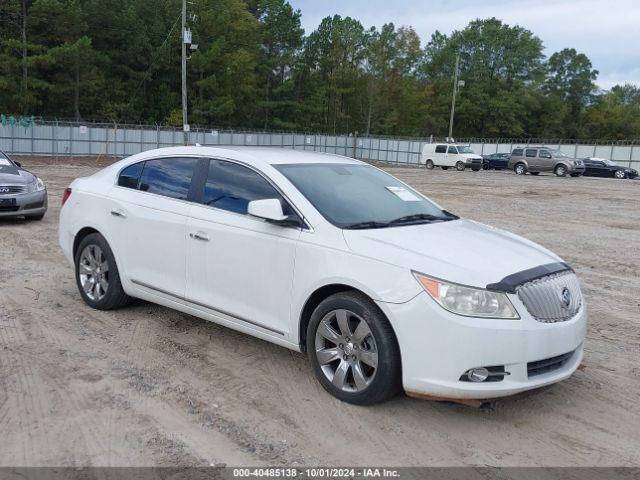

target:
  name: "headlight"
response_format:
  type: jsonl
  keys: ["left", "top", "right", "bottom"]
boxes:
{"left": 35, "top": 177, "right": 45, "bottom": 191}
{"left": 413, "top": 272, "right": 519, "bottom": 319}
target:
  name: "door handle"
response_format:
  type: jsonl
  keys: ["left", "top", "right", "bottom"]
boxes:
{"left": 110, "top": 208, "right": 126, "bottom": 218}
{"left": 189, "top": 231, "right": 210, "bottom": 242}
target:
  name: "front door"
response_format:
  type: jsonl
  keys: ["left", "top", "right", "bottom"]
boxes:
{"left": 185, "top": 158, "right": 302, "bottom": 339}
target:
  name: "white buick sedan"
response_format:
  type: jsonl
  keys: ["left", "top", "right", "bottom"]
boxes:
{"left": 59, "top": 147, "right": 587, "bottom": 405}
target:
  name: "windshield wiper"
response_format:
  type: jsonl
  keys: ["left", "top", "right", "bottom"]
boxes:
{"left": 388, "top": 213, "right": 454, "bottom": 225}
{"left": 342, "top": 221, "right": 391, "bottom": 230}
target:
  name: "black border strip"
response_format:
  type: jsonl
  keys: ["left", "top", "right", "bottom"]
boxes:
{"left": 130, "top": 278, "right": 285, "bottom": 336}
{"left": 486, "top": 262, "right": 573, "bottom": 293}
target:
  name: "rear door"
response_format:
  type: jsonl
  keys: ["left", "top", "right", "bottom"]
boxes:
{"left": 525, "top": 148, "right": 540, "bottom": 170}
{"left": 107, "top": 156, "right": 200, "bottom": 298}
{"left": 185, "top": 158, "right": 302, "bottom": 339}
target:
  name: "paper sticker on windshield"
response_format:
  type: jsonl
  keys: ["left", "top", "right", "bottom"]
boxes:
{"left": 386, "top": 186, "right": 420, "bottom": 201}
{"left": 0, "top": 159, "right": 11, "bottom": 166}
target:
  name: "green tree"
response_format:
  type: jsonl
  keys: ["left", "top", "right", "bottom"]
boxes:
{"left": 545, "top": 48, "right": 598, "bottom": 136}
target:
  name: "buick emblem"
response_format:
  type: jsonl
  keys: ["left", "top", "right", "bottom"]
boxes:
{"left": 560, "top": 287, "right": 571, "bottom": 308}
{"left": 0, "top": 187, "right": 10, "bottom": 193}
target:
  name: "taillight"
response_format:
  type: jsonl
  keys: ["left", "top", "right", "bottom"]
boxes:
{"left": 61, "top": 187, "right": 72, "bottom": 206}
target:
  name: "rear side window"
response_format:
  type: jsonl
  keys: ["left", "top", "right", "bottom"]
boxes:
{"left": 138, "top": 157, "right": 199, "bottom": 200}
{"left": 118, "top": 162, "right": 144, "bottom": 189}
{"left": 201, "top": 159, "right": 292, "bottom": 215}
{"left": 525, "top": 149, "right": 537, "bottom": 157}
{"left": 435, "top": 145, "right": 447, "bottom": 153}
{"left": 512, "top": 148, "right": 523, "bottom": 156}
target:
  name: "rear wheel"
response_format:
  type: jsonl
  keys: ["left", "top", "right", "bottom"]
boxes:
{"left": 425, "top": 159, "right": 434, "bottom": 170}
{"left": 75, "top": 233, "right": 131, "bottom": 310}
{"left": 307, "top": 291, "right": 401, "bottom": 405}
{"left": 456, "top": 161, "right": 465, "bottom": 171}
{"left": 555, "top": 164, "right": 567, "bottom": 177}
{"left": 514, "top": 163, "right": 527, "bottom": 175}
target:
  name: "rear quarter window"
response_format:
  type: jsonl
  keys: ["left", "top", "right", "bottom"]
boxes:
{"left": 118, "top": 162, "right": 144, "bottom": 189}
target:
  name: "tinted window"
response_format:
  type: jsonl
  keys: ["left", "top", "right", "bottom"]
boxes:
{"left": 138, "top": 157, "right": 198, "bottom": 200}
{"left": 525, "top": 149, "right": 538, "bottom": 157}
{"left": 202, "top": 159, "right": 292, "bottom": 215}
{"left": 447, "top": 146, "right": 458, "bottom": 154}
{"left": 512, "top": 148, "right": 523, "bottom": 156}
{"left": 435, "top": 145, "right": 447, "bottom": 153}
{"left": 539, "top": 149, "right": 552, "bottom": 158}
{"left": 118, "top": 162, "right": 144, "bottom": 189}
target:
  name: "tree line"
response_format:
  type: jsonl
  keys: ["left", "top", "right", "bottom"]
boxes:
{"left": 1, "top": 0, "right": 639, "bottom": 140}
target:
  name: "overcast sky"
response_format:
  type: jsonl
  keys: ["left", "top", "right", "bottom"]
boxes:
{"left": 289, "top": 0, "right": 639, "bottom": 89}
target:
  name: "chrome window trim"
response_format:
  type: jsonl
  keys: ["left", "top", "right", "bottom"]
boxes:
{"left": 113, "top": 154, "right": 313, "bottom": 232}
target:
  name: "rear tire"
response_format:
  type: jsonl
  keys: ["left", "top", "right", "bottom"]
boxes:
{"left": 456, "top": 161, "right": 465, "bottom": 171}
{"left": 75, "top": 233, "right": 131, "bottom": 310}
{"left": 307, "top": 291, "right": 402, "bottom": 405}
{"left": 514, "top": 163, "right": 527, "bottom": 175}
{"left": 425, "top": 159, "right": 434, "bottom": 170}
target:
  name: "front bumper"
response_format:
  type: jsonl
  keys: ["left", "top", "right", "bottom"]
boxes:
{"left": 0, "top": 189, "right": 48, "bottom": 218}
{"left": 465, "top": 160, "right": 483, "bottom": 169}
{"left": 378, "top": 291, "right": 587, "bottom": 399}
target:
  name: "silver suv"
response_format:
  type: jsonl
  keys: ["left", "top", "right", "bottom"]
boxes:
{"left": 508, "top": 147, "right": 585, "bottom": 177}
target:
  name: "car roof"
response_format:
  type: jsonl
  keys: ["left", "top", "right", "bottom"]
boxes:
{"left": 120, "top": 146, "right": 364, "bottom": 168}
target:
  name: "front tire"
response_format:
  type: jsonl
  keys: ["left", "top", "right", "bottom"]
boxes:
{"left": 307, "top": 291, "right": 402, "bottom": 405}
{"left": 75, "top": 233, "right": 131, "bottom": 310}
{"left": 555, "top": 165, "right": 567, "bottom": 177}
{"left": 425, "top": 159, "right": 434, "bottom": 170}
{"left": 614, "top": 170, "right": 626, "bottom": 179}
{"left": 456, "top": 161, "right": 465, "bottom": 171}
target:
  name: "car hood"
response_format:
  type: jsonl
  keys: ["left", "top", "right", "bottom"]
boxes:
{"left": 465, "top": 154, "right": 483, "bottom": 160}
{"left": 342, "top": 219, "right": 562, "bottom": 289}
{"left": 0, "top": 166, "right": 35, "bottom": 184}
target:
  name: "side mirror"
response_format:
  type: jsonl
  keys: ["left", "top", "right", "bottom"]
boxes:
{"left": 14, "top": 161, "right": 22, "bottom": 168}
{"left": 248, "top": 198, "right": 288, "bottom": 222}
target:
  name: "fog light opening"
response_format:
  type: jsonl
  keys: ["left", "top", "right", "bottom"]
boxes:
{"left": 467, "top": 367, "right": 490, "bottom": 382}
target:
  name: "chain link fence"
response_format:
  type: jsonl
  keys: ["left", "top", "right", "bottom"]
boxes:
{"left": 1, "top": 119, "right": 639, "bottom": 169}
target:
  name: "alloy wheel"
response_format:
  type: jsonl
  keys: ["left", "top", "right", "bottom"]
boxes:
{"left": 614, "top": 170, "right": 626, "bottom": 179}
{"left": 314, "top": 309, "right": 378, "bottom": 393}
{"left": 79, "top": 245, "right": 109, "bottom": 301}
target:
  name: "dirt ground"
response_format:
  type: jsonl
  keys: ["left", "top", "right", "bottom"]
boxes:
{"left": 0, "top": 160, "right": 638, "bottom": 467}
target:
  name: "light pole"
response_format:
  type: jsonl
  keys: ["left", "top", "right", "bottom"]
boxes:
{"left": 181, "top": 0, "right": 188, "bottom": 145}
{"left": 448, "top": 52, "right": 461, "bottom": 142}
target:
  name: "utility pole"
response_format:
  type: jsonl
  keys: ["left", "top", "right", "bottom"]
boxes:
{"left": 447, "top": 52, "right": 460, "bottom": 142}
{"left": 181, "top": 0, "right": 188, "bottom": 145}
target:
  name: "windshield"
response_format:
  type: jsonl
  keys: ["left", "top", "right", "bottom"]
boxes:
{"left": 602, "top": 159, "right": 617, "bottom": 166}
{"left": 456, "top": 146, "right": 474, "bottom": 154}
{"left": 549, "top": 149, "right": 570, "bottom": 158}
{"left": 275, "top": 163, "right": 456, "bottom": 229}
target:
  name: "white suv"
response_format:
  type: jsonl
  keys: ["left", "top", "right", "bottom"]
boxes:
{"left": 59, "top": 147, "right": 587, "bottom": 405}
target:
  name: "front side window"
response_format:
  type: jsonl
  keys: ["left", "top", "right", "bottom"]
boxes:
{"left": 447, "top": 146, "right": 458, "bottom": 154}
{"left": 525, "top": 149, "right": 537, "bottom": 157}
{"left": 138, "top": 157, "right": 198, "bottom": 200}
{"left": 201, "top": 159, "right": 292, "bottom": 216}
{"left": 539, "top": 149, "right": 552, "bottom": 158}
{"left": 276, "top": 163, "right": 455, "bottom": 229}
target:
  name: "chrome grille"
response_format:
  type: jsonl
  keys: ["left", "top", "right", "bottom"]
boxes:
{"left": 0, "top": 185, "right": 26, "bottom": 195}
{"left": 516, "top": 271, "right": 582, "bottom": 323}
